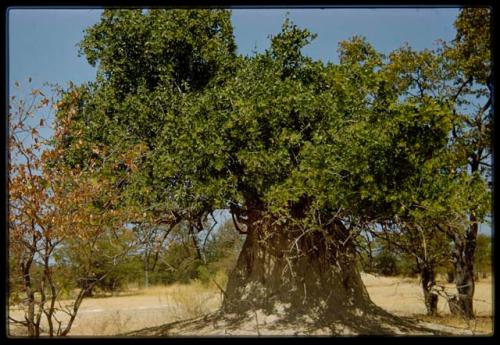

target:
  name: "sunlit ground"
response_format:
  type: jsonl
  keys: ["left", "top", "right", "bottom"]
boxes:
{"left": 8, "top": 273, "right": 493, "bottom": 336}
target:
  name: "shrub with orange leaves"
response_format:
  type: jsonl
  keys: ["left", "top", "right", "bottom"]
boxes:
{"left": 8, "top": 84, "right": 142, "bottom": 337}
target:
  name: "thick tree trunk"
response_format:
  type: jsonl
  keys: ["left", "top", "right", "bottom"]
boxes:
{"left": 446, "top": 270, "right": 454, "bottom": 283}
{"left": 450, "top": 229, "right": 476, "bottom": 319}
{"left": 449, "top": 156, "right": 481, "bottom": 319}
{"left": 222, "top": 211, "right": 374, "bottom": 320}
{"left": 144, "top": 254, "right": 150, "bottom": 289}
{"left": 420, "top": 264, "right": 438, "bottom": 316}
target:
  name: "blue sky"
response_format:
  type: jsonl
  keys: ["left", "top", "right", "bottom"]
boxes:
{"left": 7, "top": 8, "right": 492, "bottom": 235}
{"left": 8, "top": 8, "right": 460, "bottom": 94}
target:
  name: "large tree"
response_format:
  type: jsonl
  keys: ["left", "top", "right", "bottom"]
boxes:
{"left": 365, "top": 8, "right": 492, "bottom": 319}
{"left": 441, "top": 7, "right": 493, "bottom": 319}
{"left": 56, "top": 9, "right": 466, "bottom": 329}
{"left": 387, "top": 8, "right": 492, "bottom": 319}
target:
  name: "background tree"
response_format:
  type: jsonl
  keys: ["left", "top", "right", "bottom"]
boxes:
{"left": 202, "top": 219, "right": 245, "bottom": 276}
{"left": 440, "top": 7, "right": 493, "bottom": 319}
{"left": 364, "top": 221, "right": 450, "bottom": 315}
{"left": 373, "top": 7, "right": 492, "bottom": 319}
{"left": 132, "top": 222, "right": 181, "bottom": 288}
{"left": 134, "top": 219, "right": 244, "bottom": 286}
{"left": 473, "top": 233, "right": 492, "bottom": 280}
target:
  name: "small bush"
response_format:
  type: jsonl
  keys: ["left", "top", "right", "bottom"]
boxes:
{"left": 196, "top": 265, "right": 211, "bottom": 285}
{"left": 373, "top": 251, "right": 400, "bottom": 276}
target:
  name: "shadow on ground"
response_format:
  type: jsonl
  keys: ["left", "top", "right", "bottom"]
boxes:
{"left": 121, "top": 304, "right": 457, "bottom": 336}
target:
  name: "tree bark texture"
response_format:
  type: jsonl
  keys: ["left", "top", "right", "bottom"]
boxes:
{"left": 450, "top": 227, "right": 477, "bottom": 319}
{"left": 222, "top": 210, "right": 374, "bottom": 319}
{"left": 420, "top": 264, "right": 438, "bottom": 316}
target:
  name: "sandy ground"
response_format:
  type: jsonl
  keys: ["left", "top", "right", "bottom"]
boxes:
{"left": 361, "top": 274, "right": 493, "bottom": 317}
{"left": 8, "top": 283, "right": 223, "bottom": 336}
{"left": 8, "top": 274, "right": 493, "bottom": 336}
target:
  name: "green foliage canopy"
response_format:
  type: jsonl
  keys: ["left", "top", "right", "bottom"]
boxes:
{"left": 56, "top": 9, "right": 481, "bottom": 234}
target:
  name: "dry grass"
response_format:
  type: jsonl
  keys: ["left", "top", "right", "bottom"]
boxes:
{"left": 417, "top": 315, "right": 493, "bottom": 335}
{"left": 8, "top": 272, "right": 493, "bottom": 336}
{"left": 147, "top": 280, "right": 223, "bottom": 322}
{"left": 81, "top": 310, "right": 134, "bottom": 335}
{"left": 58, "top": 280, "right": 224, "bottom": 336}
